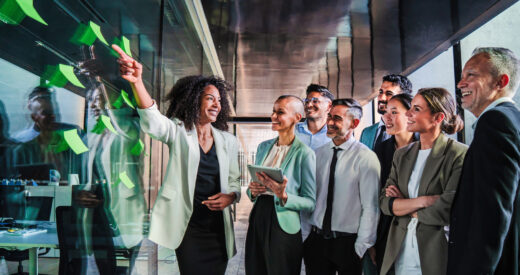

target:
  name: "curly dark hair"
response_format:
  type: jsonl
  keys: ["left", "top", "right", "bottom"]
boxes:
{"left": 164, "top": 75, "right": 232, "bottom": 131}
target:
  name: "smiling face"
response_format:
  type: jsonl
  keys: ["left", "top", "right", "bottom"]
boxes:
{"left": 304, "top": 91, "right": 332, "bottom": 120}
{"left": 198, "top": 85, "right": 221, "bottom": 124}
{"left": 271, "top": 98, "right": 301, "bottom": 132}
{"left": 377, "top": 81, "right": 402, "bottom": 115}
{"left": 383, "top": 98, "right": 409, "bottom": 136}
{"left": 326, "top": 105, "right": 358, "bottom": 141}
{"left": 457, "top": 53, "right": 501, "bottom": 117}
{"left": 405, "top": 94, "right": 438, "bottom": 134}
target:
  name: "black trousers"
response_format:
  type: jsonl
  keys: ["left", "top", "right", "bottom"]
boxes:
{"left": 245, "top": 196, "right": 303, "bottom": 275}
{"left": 175, "top": 222, "right": 228, "bottom": 275}
{"left": 303, "top": 231, "right": 362, "bottom": 275}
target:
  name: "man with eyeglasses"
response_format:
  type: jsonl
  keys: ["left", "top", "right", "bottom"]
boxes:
{"left": 295, "top": 84, "right": 335, "bottom": 151}
{"left": 360, "top": 75, "right": 412, "bottom": 150}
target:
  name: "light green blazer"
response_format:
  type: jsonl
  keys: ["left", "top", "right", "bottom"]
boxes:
{"left": 137, "top": 104, "right": 241, "bottom": 259}
{"left": 247, "top": 136, "right": 316, "bottom": 234}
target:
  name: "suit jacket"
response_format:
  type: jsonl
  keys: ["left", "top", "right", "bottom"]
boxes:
{"left": 380, "top": 134, "right": 467, "bottom": 275}
{"left": 247, "top": 136, "right": 316, "bottom": 234}
{"left": 137, "top": 104, "right": 241, "bottom": 259}
{"left": 448, "top": 102, "right": 520, "bottom": 275}
{"left": 360, "top": 123, "right": 379, "bottom": 149}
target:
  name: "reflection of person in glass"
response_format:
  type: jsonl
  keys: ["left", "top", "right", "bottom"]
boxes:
{"left": 113, "top": 45, "right": 241, "bottom": 274}
{"left": 0, "top": 100, "right": 14, "bottom": 178}
{"left": 12, "top": 87, "right": 81, "bottom": 179}
{"left": 74, "top": 86, "right": 146, "bottom": 274}
{"left": 245, "top": 95, "right": 316, "bottom": 275}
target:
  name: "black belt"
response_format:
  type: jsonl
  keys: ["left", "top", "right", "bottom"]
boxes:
{"left": 311, "top": 226, "right": 356, "bottom": 240}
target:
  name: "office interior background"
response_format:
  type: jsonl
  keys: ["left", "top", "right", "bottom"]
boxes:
{"left": 1, "top": 0, "right": 520, "bottom": 274}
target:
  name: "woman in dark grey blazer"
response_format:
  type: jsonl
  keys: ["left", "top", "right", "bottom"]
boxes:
{"left": 379, "top": 88, "right": 468, "bottom": 275}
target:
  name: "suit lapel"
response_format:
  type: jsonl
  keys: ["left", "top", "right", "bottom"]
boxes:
{"left": 400, "top": 142, "right": 420, "bottom": 198}
{"left": 186, "top": 123, "right": 200, "bottom": 201}
{"left": 280, "top": 137, "right": 301, "bottom": 172}
{"left": 212, "top": 126, "right": 229, "bottom": 193}
{"left": 418, "top": 134, "right": 448, "bottom": 195}
{"left": 256, "top": 138, "right": 277, "bottom": 165}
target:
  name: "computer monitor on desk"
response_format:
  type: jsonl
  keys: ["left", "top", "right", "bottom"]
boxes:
{"left": 14, "top": 163, "right": 56, "bottom": 182}
{"left": 0, "top": 185, "right": 53, "bottom": 223}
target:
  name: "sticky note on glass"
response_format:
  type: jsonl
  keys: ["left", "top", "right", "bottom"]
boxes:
{"left": 117, "top": 171, "right": 135, "bottom": 189}
{"left": 70, "top": 21, "right": 108, "bottom": 46}
{"left": 112, "top": 90, "right": 135, "bottom": 109}
{"left": 0, "top": 0, "right": 47, "bottom": 25}
{"left": 130, "top": 139, "right": 144, "bottom": 156}
{"left": 91, "top": 115, "right": 118, "bottom": 134}
{"left": 111, "top": 36, "right": 132, "bottom": 57}
{"left": 64, "top": 129, "right": 88, "bottom": 154}
{"left": 42, "top": 64, "right": 85, "bottom": 89}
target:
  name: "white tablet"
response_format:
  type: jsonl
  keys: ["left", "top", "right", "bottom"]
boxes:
{"left": 247, "top": 164, "right": 284, "bottom": 183}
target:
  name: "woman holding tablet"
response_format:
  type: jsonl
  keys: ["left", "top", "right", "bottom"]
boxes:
{"left": 113, "top": 45, "right": 240, "bottom": 274}
{"left": 245, "top": 95, "right": 316, "bottom": 275}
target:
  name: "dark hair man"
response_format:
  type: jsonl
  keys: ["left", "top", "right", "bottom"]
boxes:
{"left": 303, "top": 98, "right": 380, "bottom": 275}
{"left": 295, "top": 84, "right": 335, "bottom": 151}
{"left": 360, "top": 75, "right": 412, "bottom": 150}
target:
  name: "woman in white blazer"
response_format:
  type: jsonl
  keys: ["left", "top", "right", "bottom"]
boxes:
{"left": 113, "top": 45, "right": 241, "bottom": 274}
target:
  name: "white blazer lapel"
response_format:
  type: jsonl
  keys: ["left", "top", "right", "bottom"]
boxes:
{"left": 212, "top": 127, "right": 229, "bottom": 194}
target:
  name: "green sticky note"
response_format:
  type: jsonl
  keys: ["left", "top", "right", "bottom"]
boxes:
{"left": 130, "top": 139, "right": 144, "bottom": 156}
{"left": 52, "top": 131, "right": 69, "bottom": 153}
{"left": 118, "top": 171, "right": 135, "bottom": 189}
{"left": 0, "top": 0, "right": 47, "bottom": 25}
{"left": 58, "top": 64, "right": 85, "bottom": 88}
{"left": 63, "top": 129, "right": 88, "bottom": 154}
{"left": 42, "top": 65, "right": 68, "bottom": 87}
{"left": 111, "top": 36, "right": 132, "bottom": 57}
{"left": 70, "top": 23, "right": 96, "bottom": 45}
{"left": 16, "top": 0, "right": 47, "bottom": 25}
{"left": 91, "top": 114, "right": 117, "bottom": 134}
{"left": 112, "top": 94, "right": 123, "bottom": 109}
{"left": 121, "top": 90, "right": 135, "bottom": 109}
{"left": 89, "top": 21, "right": 108, "bottom": 45}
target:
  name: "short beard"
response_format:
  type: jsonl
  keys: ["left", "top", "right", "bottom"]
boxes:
{"left": 377, "top": 101, "right": 387, "bottom": 115}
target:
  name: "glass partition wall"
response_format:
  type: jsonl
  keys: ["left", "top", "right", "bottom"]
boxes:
{"left": 0, "top": 0, "right": 213, "bottom": 274}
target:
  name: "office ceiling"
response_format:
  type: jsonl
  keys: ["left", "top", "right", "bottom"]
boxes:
{"left": 201, "top": 0, "right": 518, "bottom": 117}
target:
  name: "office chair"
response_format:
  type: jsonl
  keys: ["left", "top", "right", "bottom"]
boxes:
{"left": 56, "top": 206, "right": 129, "bottom": 275}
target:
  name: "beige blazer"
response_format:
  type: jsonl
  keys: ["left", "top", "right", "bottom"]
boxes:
{"left": 137, "top": 104, "right": 241, "bottom": 259}
{"left": 379, "top": 134, "right": 467, "bottom": 275}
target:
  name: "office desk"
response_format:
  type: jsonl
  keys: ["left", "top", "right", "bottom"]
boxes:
{"left": 0, "top": 226, "right": 58, "bottom": 275}
{"left": 0, "top": 221, "right": 127, "bottom": 275}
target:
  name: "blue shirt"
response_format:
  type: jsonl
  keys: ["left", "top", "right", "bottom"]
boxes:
{"left": 295, "top": 121, "right": 331, "bottom": 151}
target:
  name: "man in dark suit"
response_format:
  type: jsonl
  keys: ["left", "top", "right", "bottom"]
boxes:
{"left": 448, "top": 47, "right": 520, "bottom": 275}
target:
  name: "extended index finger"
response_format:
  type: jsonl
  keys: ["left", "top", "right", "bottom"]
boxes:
{"left": 111, "top": 44, "right": 131, "bottom": 60}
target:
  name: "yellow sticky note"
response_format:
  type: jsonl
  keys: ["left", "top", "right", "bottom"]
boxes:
{"left": 58, "top": 64, "right": 85, "bottom": 88}
{"left": 118, "top": 171, "right": 135, "bottom": 189}
{"left": 89, "top": 21, "right": 108, "bottom": 45}
{"left": 63, "top": 129, "right": 88, "bottom": 154}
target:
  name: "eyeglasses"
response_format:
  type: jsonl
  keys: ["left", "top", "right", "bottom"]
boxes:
{"left": 303, "top": 97, "right": 321, "bottom": 104}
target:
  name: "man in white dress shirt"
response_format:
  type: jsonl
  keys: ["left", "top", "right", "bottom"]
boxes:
{"left": 303, "top": 98, "right": 380, "bottom": 275}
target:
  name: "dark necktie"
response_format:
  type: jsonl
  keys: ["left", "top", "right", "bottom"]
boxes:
{"left": 374, "top": 125, "right": 387, "bottom": 147}
{"left": 322, "top": 147, "right": 342, "bottom": 234}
